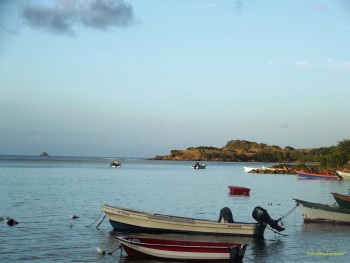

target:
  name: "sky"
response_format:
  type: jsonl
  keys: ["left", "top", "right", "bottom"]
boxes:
{"left": 0, "top": 0, "right": 350, "bottom": 157}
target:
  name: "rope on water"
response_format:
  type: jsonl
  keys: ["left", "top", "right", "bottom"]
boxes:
{"left": 278, "top": 203, "right": 299, "bottom": 221}
{"left": 244, "top": 256, "right": 258, "bottom": 262}
{"left": 96, "top": 214, "right": 106, "bottom": 229}
{"left": 107, "top": 245, "right": 123, "bottom": 255}
{"left": 267, "top": 226, "right": 288, "bottom": 236}
{"left": 86, "top": 211, "right": 103, "bottom": 227}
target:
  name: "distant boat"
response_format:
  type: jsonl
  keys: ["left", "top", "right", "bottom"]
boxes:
{"left": 192, "top": 162, "right": 206, "bottom": 169}
{"left": 110, "top": 159, "right": 121, "bottom": 168}
{"left": 331, "top": 192, "right": 350, "bottom": 209}
{"left": 296, "top": 170, "right": 340, "bottom": 180}
{"left": 336, "top": 171, "right": 350, "bottom": 179}
{"left": 228, "top": 186, "right": 250, "bottom": 195}
{"left": 294, "top": 199, "right": 350, "bottom": 224}
{"left": 116, "top": 236, "right": 248, "bottom": 262}
{"left": 243, "top": 166, "right": 258, "bottom": 173}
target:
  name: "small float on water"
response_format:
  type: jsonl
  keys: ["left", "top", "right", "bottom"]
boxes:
{"left": 192, "top": 162, "right": 206, "bottom": 169}
{"left": 110, "top": 159, "right": 121, "bottom": 168}
{"left": 116, "top": 236, "right": 248, "bottom": 262}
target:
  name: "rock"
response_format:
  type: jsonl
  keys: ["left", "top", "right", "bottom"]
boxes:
{"left": 40, "top": 152, "right": 49, "bottom": 156}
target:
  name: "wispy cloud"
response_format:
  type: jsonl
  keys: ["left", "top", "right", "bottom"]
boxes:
{"left": 19, "top": 0, "right": 135, "bottom": 36}
{"left": 268, "top": 59, "right": 276, "bottom": 64}
{"left": 325, "top": 58, "right": 350, "bottom": 70}
{"left": 296, "top": 60, "right": 311, "bottom": 67}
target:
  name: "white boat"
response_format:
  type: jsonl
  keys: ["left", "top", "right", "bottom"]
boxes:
{"left": 294, "top": 199, "right": 350, "bottom": 224}
{"left": 101, "top": 205, "right": 284, "bottom": 238}
{"left": 336, "top": 171, "right": 350, "bottom": 179}
{"left": 116, "top": 236, "right": 248, "bottom": 261}
{"left": 243, "top": 166, "right": 259, "bottom": 173}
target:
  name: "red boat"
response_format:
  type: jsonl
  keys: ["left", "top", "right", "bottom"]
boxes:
{"left": 117, "top": 236, "right": 247, "bottom": 261}
{"left": 228, "top": 186, "right": 250, "bottom": 195}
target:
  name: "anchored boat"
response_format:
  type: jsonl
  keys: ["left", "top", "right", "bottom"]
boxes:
{"left": 101, "top": 205, "right": 285, "bottom": 238}
{"left": 296, "top": 170, "right": 340, "bottom": 180}
{"left": 331, "top": 192, "right": 350, "bottom": 209}
{"left": 294, "top": 199, "right": 350, "bottom": 224}
{"left": 117, "top": 236, "right": 248, "bottom": 261}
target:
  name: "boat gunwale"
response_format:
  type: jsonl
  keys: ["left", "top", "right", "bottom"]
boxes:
{"left": 293, "top": 198, "right": 350, "bottom": 214}
{"left": 295, "top": 170, "right": 340, "bottom": 179}
{"left": 116, "top": 236, "right": 247, "bottom": 250}
{"left": 102, "top": 204, "right": 258, "bottom": 225}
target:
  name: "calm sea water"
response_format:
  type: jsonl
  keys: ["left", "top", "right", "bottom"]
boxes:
{"left": 1, "top": 156, "right": 349, "bottom": 263}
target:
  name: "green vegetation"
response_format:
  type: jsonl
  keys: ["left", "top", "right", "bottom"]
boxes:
{"left": 154, "top": 139, "right": 350, "bottom": 169}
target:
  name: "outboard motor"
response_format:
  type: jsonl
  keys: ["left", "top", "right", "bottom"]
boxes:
{"left": 218, "top": 207, "right": 234, "bottom": 223}
{"left": 252, "top": 206, "right": 285, "bottom": 232}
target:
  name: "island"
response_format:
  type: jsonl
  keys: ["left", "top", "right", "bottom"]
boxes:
{"left": 40, "top": 152, "right": 49, "bottom": 156}
{"left": 153, "top": 139, "right": 350, "bottom": 173}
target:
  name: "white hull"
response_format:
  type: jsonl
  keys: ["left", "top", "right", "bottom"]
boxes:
{"left": 101, "top": 205, "right": 265, "bottom": 237}
{"left": 295, "top": 199, "right": 350, "bottom": 223}
{"left": 243, "top": 166, "right": 258, "bottom": 172}
{"left": 337, "top": 171, "right": 350, "bottom": 178}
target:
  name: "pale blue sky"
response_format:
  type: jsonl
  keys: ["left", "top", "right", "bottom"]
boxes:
{"left": 1, "top": 0, "right": 350, "bottom": 157}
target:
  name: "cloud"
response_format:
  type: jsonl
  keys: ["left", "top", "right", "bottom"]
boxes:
{"left": 19, "top": 0, "right": 135, "bottom": 36}
{"left": 325, "top": 58, "right": 350, "bottom": 70}
{"left": 296, "top": 60, "right": 311, "bottom": 67}
{"left": 268, "top": 59, "right": 275, "bottom": 64}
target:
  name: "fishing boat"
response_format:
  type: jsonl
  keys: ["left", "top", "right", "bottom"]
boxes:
{"left": 110, "top": 159, "right": 121, "bottom": 168}
{"left": 101, "top": 205, "right": 285, "bottom": 238}
{"left": 294, "top": 199, "right": 350, "bottom": 224}
{"left": 116, "top": 236, "right": 248, "bottom": 262}
{"left": 192, "top": 162, "right": 206, "bottom": 169}
{"left": 295, "top": 170, "right": 340, "bottom": 180}
{"left": 243, "top": 166, "right": 258, "bottom": 173}
{"left": 336, "top": 171, "right": 350, "bottom": 179}
{"left": 331, "top": 192, "right": 350, "bottom": 209}
{"left": 228, "top": 186, "right": 250, "bottom": 196}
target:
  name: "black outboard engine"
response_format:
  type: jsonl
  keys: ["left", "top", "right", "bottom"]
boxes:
{"left": 218, "top": 207, "right": 234, "bottom": 223}
{"left": 252, "top": 206, "right": 285, "bottom": 232}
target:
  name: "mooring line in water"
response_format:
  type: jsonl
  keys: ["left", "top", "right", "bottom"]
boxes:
{"left": 278, "top": 203, "right": 299, "bottom": 221}
{"left": 86, "top": 211, "right": 103, "bottom": 227}
{"left": 96, "top": 214, "right": 106, "bottom": 229}
{"left": 267, "top": 226, "right": 288, "bottom": 236}
{"left": 107, "top": 245, "right": 123, "bottom": 255}
{"left": 244, "top": 256, "right": 258, "bottom": 263}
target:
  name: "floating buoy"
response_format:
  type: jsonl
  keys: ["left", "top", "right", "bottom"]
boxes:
{"left": 7, "top": 218, "right": 19, "bottom": 226}
{"left": 70, "top": 215, "right": 79, "bottom": 219}
{"left": 96, "top": 247, "right": 105, "bottom": 255}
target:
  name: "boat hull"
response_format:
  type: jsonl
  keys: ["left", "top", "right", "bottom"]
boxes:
{"left": 331, "top": 193, "right": 350, "bottom": 209}
{"left": 336, "top": 171, "right": 350, "bottom": 179}
{"left": 294, "top": 199, "right": 350, "bottom": 224}
{"left": 296, "top": 170, "right": 340, "bottom": 180}
{"left": 117, "top": 236, "right": 247, "bottom": 261}
{"left": 228, "top": 186, "right": 250, "bottom": 195}
{"left": 101, "top": 205, "right": 266, "bottom": 238}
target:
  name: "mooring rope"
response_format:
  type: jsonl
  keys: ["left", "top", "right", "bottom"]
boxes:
{"left": 107, "top": 245, "right": 123, "bottom": 255}
{"left": 244, "top": 256, "right": 258, "bottom": 262}
{"left": 96, "top": 214, "right": 106, "bottom": 229}
{"left": 267, "top": 226, "right": 288, "bottom": 236}
{"left": 278, "top": 203, "right": 299, "bottom": 221}
{"left": 86, "top": 211, "right": 103, "bottom": 227}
